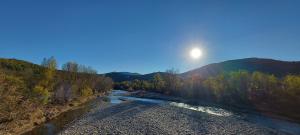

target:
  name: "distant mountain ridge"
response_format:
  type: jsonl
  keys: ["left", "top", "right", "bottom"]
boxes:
{"left": 182, "top": 58, "right": 300, "bottom": 78}
{"left": 105, "top": 58, "right": 300, "bottom": 82}
{"left": 104, "top": 72, "right": 166, "bottom": 82}
{"left": 2, "top": 58, "right": 300, "bottom": 82}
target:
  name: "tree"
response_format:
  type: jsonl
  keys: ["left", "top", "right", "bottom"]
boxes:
{"left": 132, "top": 79, "right": 142, "bottom": 90}
{"left": 203, "top": 73, "right": 228, "bottom": 102}
{"left": 181, "top": 77, "right": 194, "bottom": 98}
{"left": 54, "top": 83, "right": 73, "bottom": 103}
{"left": 249, "top": 72, "right": 278, "bottom": 101}
{"left": 141, "top": 80, "right": 151, "bottom": 90}
{"left": 94, "top": 77, "right": 113, "bottom": 92}
{"left": 41, "top": 56, "right": 57, "bottom": 69}
{"left": 152, "top": 73, "right": 165, "bottom": 92}
{"left": 62, "top": 61, "right": 79, "bottom": 72}
{"left": 283, "top": 75, "right": 300, "bottom": 97}
{"left": 78, "top": 64, "right": 97, "bottom": 74}
{"left": 116, "top": 81, "right": 131, "bottom": 90}
{"left": 164, "top": 68, "right": 181, "bottom": 94}
{"left": 226, "top": 71, "right": 251, "bottom": 104}
{"left": 30, "top": 56, "right": 57, "bottom": 103}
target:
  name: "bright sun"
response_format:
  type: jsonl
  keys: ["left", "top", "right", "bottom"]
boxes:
{"left": 190, "top": 48, "right": 202, "bottom": 59}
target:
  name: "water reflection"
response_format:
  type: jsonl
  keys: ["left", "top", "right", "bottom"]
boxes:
{"left": 108, "top": 90, "right": 127, "bottom": 104}
{"left": 170, "top": 102, "right": 232, "bottom": 117}
{"left": 110, "top": 90, "right": 232, "bottom": 117}
{"left": 22, "top": 98, "right": 102, "bottom": 135}
{"left": 109, "top": 90, "right": 165, "bottom": 104}
{"left": 120, "top": 97, "right": 165, "bottom": 104}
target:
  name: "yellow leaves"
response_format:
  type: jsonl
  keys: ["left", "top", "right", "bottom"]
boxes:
{"left": 153, "top": 73, "right": 165, "bottom": 90}
{"left": 283, "top": 75, "right": 300, "bottom": 96}
{"left": 80, "top": 86, "right": 93, "bottom": 97}
{"left": 33, "top": 85, "right": 50, "bottom": 104}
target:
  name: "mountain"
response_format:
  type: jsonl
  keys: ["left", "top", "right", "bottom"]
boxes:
{"left": 105, "top": 58, "right": 300, "bottom": 82}
{"left": 182, "top": 58, "right": 300, "bottom": 78}
{"left": 0, "top": 58, "right": 44, "bottom": 74}
{"left": 115, "top": 72, "right": 141, "bottom": 76}
{"left": 104, "top": 72, "right": 142, "bottom": 82}
{"left": 104, "top": 72, "right": 166, "bottom": 82}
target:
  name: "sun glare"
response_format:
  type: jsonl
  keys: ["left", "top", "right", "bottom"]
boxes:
{"left": 190, "top": 48, "right": 202, "bottom": 59}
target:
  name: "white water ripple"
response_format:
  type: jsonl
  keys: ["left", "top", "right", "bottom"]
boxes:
{"left": 169, "top": 102, "right": 232, "bottom": 117}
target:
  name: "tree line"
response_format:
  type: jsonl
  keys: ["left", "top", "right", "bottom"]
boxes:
{"left": 115, "top": 69, "right": 300, "bottom": 120}
{"left": 42, "top": 56, "right": 98, "bottom": 74}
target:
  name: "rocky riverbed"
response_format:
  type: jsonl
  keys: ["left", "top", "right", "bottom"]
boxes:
{"left": 59, "top": 100, "right": 288, "bottom": 135}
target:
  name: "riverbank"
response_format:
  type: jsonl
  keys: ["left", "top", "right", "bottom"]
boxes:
{"left": 129, "top": 90, "right": 300, "bottom": 124}
{"left": 0, "top": 93, "right": 106, "bottom": 135}
{"left": 14, "top": 90, "right": 300, "bottom": 135}
{"left": 59, "top": 100, "right": 286, "bottom": 135}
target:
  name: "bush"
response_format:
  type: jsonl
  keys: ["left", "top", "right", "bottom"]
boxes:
{"left": 80, "top": 86, "right": 93, "bottom": 97}
{"left": 32, "top": 85, "right": 50, "bottom": 104}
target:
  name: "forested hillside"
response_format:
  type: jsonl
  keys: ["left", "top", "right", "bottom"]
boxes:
{"left": 0, "top": 58, "right": 113, "bottom": 134}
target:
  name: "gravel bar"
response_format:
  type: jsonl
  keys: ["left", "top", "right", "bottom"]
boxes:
{"left": 59, "top": 101, "right": 288, "bottom": 135}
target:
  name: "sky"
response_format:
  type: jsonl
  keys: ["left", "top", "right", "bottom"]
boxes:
{"left": 1, "top": 0, "right": 300, "bottom": 74}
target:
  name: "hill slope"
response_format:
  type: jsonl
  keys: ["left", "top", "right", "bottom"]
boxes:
{"left": 105, "top": 58, "right": 300, "bottom": 82}
{"left": 0, "top": 58, "right": 113, "bottom": 134}
{"left": 182, "top": 58, "right": 300, "bottom": 78}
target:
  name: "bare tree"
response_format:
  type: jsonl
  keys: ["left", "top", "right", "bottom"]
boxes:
{"left": 62, "top": 61, "right": 79, "bottom": 72}
{"left": 41, "top": 56, "right": 57, "bottom": 70}
{"left": 164, "top": 68, "right": 181, "bottom": 95}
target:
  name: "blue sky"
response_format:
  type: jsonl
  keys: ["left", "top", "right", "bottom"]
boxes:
{"left": 1, "top": 0, "right": 300, "bottom": 74}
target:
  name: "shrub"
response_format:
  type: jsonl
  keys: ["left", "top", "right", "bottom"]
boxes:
{"left": 80, "top": 86, "right": 93, "bottom": 97}
{"left": 32, "top": 85, "right": 50, "bottom": 104}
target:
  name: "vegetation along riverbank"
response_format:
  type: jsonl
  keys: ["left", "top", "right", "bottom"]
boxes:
{"left": 113, "top": 58, "right": 300, "bottom": 123}
{"left": 0, "top": 57, "right": 113, "bottom": 135}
